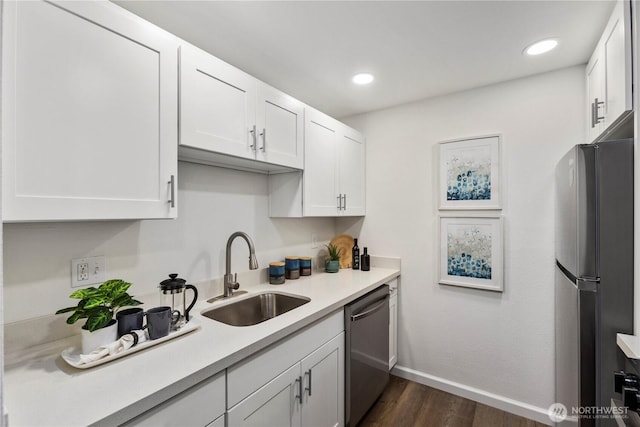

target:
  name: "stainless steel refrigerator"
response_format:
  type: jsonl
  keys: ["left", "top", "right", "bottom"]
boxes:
{"left": 555, "top": 139, "right": 634, "bottom": 426}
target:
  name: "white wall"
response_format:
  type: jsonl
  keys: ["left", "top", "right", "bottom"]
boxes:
{"left": 3, "top": 162, "right": 336, "bottom": 323}
{"left": 338, "top": 66, "right": 585, "bottom": 418}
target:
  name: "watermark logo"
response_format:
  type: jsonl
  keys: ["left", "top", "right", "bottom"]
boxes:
{"left": 548, "top": 403, "right": 568, "bottom": 422}
{"left": 547, "top": 403, "right": 628, "bottom": 421}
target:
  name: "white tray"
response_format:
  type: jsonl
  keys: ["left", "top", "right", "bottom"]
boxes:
{"left": 61, "top": 318, "right": 201, "bottom": 369}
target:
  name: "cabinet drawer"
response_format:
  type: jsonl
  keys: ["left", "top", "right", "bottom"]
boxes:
{"left": 227, "top": 310, "right": 344, "bottom": 408}
{"left": 122, "top": 371, "right": 225, "bottom": 427}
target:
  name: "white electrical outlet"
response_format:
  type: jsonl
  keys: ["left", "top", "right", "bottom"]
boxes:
{"left": 71, "top": 256, "right": 106, "bottom": 288}
{"left": 77, "top": 262, "right": 89, "bottom": 281}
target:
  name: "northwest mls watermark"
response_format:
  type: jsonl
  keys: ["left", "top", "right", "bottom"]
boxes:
{"left": 548, "top": 403, "right": 629, "bottom": 422}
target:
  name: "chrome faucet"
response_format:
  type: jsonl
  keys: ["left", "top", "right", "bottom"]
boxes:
{"left": 224, "top": 231, "right": 259, "bottom": 297}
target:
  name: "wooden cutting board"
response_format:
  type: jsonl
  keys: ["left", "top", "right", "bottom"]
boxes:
{"left": 329, "top": 234, "right": 354, "bottom": 269}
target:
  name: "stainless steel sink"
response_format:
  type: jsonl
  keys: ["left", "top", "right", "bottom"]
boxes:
{"left": 202, "top": 292, "right": 310, "bottom": 326}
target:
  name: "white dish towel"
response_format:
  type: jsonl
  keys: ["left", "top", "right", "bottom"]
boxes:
{"left": 78, "top": 330, "right": 148, "bottom": 365}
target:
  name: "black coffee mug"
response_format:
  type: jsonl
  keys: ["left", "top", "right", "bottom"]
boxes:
{"left": 116, "top": 307, "right": 144, "bottom": 338}
{"left": 145, "top": 306, "right": 180, "bottom": 340}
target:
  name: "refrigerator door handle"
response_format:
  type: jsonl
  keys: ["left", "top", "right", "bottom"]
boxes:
{"left": 577, "top": 277, "right": 599, "bottom": 292}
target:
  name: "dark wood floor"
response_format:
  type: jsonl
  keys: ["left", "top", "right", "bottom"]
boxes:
{"left": 358, "top": 375, "right": 549, "bottom": 427}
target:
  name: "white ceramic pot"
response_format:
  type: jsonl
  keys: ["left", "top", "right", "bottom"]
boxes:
{"left": 81, "top": 319, "right": 117, "bottom": 354}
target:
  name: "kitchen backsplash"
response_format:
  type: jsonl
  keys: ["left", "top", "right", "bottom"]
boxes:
{"left": 3, "top": 161, "right": 340, "bottom": 324}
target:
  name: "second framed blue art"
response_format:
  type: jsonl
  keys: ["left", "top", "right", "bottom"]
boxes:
{"left": 439, "top": 135, "right": 501, "bottom": 210}
{"left": 439, "top": 216, "right": 503, "bottom": 292}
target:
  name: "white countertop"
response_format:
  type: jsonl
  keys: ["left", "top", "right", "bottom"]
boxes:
{"left": 4, "top": 266, "right": 400, "bottom": 426}
{"left": 617, "top": 333, "right": 640, "bottom": 359}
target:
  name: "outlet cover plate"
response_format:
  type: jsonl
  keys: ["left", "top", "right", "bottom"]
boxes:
{"left": 71, "top": 256, "right": 106, "bottom": 288}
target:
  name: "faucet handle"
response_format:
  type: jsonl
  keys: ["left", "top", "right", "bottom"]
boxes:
{"left": 232, "top": 273, "right": 240, "bottom": 290}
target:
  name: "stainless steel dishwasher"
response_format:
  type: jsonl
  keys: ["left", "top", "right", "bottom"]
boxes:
{"left": 345, "top": 284, "right": 390, "bottom": 427}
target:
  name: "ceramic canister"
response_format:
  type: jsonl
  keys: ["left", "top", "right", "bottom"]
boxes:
{"left": 285, "top": 256, "right": 300, "bottom": 280}
{"left": 269, "top": 262, "right": 285, "bottom": 284}
{"left": 299, "top": 257, "right": 312, "bottom": 276}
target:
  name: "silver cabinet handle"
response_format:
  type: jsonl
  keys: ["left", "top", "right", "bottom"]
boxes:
{"left": 294, "top": 376, "right": 303, "bottom": 404}
{"left": 594, "top": 98, "right": 605, "bottom": 125}
{"left": 304, "top": 370, "right": 312, "bottom": 396}
{"left": 168, "top": 175, "right": 175, "bottom": 208}
{"left": 259, "top": 128, "right": 266, "bottom": 152}
{"left": 249, "top": 125, "right": 257, "bottom": 151}
{"left": 337, "top": 194, "right": 342, "bottom": 210}
{"left": 343, "top": 194, "right": 347, "bottom": 211}
{"left": 591, "top": 101, "right": 596, "bottom": 128}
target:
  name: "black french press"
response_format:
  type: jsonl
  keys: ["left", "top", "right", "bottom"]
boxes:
{"left": 159, "top": 273, "right": 198, "bottom": 330}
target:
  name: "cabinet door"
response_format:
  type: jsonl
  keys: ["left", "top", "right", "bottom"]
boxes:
{"left": 338, "top": 125, "right": 366, "bottom": 216}
{"left": 603, "top": 0, "right": 632, "bottom": 127}
{"left": 180, "top": 42, "right": 256, "bottom": 160}
{"left": 2, "top": 0, "right": 178, "bottom": 221}
{"left": 303, "top": 108, "right": 339, "bottom": 216}
{"left": 300, "top": 333, "right": 345, "bottom": 427}
{"left": 256, "top": 83, "right": 304, "bottom": 169}
{"left": 122, "top": 371, "right": 225, "bottom": 427}
{"left": 389, "top": 286, "right": 398, "bottom": 370}
{"left": 206, "top": 414, "right": 225, "bottom": 427}
{"left": 586, "top": 53, "right": 605, "bottom": 142}
{"left": 228, "top": 363, "right": 302, "bottom": 427}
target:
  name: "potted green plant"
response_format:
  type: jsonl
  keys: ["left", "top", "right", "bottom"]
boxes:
{"left": 325, "top": 243, "right": 342, "bottom": 273}
{"left": 56, "top": 279, "right": 143, "bottom": 353}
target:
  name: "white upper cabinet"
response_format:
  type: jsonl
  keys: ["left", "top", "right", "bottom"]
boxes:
{"left": 269, "top": 108, "right": 365, "bottom": 217}
{"left": 301, "top": 108, "right": 365, "bottom": 217}
{"left": 179, "top": 43, "right": 256, "bottom": 159}
{"left": 179, "top": 43, "right": 303, "bottom": 171}
{"left": 586, "top": 0, "right": 632, "bottom": 142}
{"left": 255, "top": 83, "right": 304, "bottom": 169}
{"left": 586, "top": 54, "right": 605, "bottom": 141}
{"left": 303, "top": 109, "right": 340, "bottom": 216}
{"left": 2, "top": 0, "right": 178, "bottom": 222}
{"left": 337, "top": 124, "right": 366, "bottom": 216}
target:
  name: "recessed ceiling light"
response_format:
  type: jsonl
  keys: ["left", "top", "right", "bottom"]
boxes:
{"left": 524, "top": 39, "right": 558, "bottom": 56}
{"left": 352, "top": 73, "right": 374, "bottom": 85}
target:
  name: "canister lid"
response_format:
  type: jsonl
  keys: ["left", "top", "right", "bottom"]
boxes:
{"left": 270, "top": 262, "right": 285, "bottom": 267}
{"left": 285, "top": 256, "right": 299, "bottom": 260}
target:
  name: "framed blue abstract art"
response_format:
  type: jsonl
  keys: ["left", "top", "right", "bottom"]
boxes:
{"left": 439, "top": 216, "right": 503, "bottom": 292}
{"left": 439, "top": 135, "right": 501, "bottom": 210}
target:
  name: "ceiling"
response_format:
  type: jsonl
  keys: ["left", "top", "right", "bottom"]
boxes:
{"left": 114, "top": 1, "right": 616, "bottom": 118}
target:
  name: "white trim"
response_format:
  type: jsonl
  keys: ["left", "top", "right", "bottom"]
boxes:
{"left": 391, "top": 365, "right": 552, "bottom": 426}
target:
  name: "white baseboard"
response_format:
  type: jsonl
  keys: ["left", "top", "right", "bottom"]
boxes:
{"left": 391, "top": 365, "right": 552, "bottom": 426}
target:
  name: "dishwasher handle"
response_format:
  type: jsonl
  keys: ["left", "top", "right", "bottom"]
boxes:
{"left": 350, "top": 295, "right": 389, "bottom": 322}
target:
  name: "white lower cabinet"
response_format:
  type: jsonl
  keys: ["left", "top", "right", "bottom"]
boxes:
{"left": 389, "top": 279, "right": 398, "bottom": 370}
{"left": 206, "top": 414, "right": 226, "bottom": 427}
{"left": 121, "top": 371, "right": 225, "bottom": 427}
{"left": 300, "top": 334, "right": 345, "bottom": 427}
{"left": 121, "top": 312, "right": 345, "bottom": 427}
{"left": 227, "top": 311, "right": 345, "bottom": 427}
{"left": 228, "top": 363, "right": 303, "bottom": 427}
{"left": 228, "top": 333, "right": 345, "bottom": 427}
